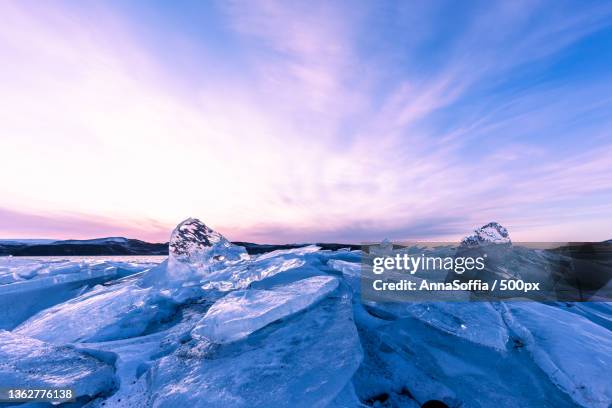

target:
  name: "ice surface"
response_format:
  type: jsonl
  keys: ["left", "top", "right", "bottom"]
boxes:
{"left": 192, "top": 275, "right": 339, "bottom": 343}
{"left": 1, "top": 219, "right": 610, "bottom": 407}
{"left": 387, "top": 302, "right": 510, "bottom": 351}
{"left": 144, "top": 288, "right": 362, "bottom": 408}
{"left": 355, "top": 309, "right": 582, "bottom": 407}
{"left": 343, "top": 247, "right": 498, "bottom": 338}
{"left": 77, "top": 302, "right": 214, "bottom": 408}
{"left": 0, "top": 257, "right": 154, "bottom": 329}
{"left": 141, "top": 241, "right": 318, "bottom": 299}
{"left": 15, "top": 281, "right": 176, "bottom": 344}
{"left": 326, "top": 382, "right": 366, "bottom": 408}
{"left": 505, "top": 302, "right": 612, "bottom": 407}
{"left": 0, "top": 330, "right": 116, "bottom": 400}
{"left": 562, "top": 302, "right": 612, "bottom": 330}
{"left": 0, "top": 257, "right": 152, "bottom": 286}
{"left": 328, "top": 259, "right": 360, "bottom": 280}
{"left": 195, "top": 245, "right": 315, "bottom": 293}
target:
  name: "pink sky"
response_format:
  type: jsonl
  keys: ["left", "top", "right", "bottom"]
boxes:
{"left": 1, "top": 1, "right": 612, "bottom": 243}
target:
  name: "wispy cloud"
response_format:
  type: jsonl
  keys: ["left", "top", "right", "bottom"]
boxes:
{"left": 1, "top": 0, "right": 611, "bottom": 242}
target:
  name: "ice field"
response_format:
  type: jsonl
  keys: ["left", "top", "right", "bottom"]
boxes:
{"left": 0, "top": 219, "right": 610, "bottom": 407}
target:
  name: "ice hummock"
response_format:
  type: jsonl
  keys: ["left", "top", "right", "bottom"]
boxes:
{"left": 142, "top": 219, "right": 318, "bottom": 300}
{"left": 141, "top": 218, "right": 251, "bottom": 296}
{"left": 169, "top": 217, "right": 249, "bottom": 265}
{"left": 192, "top": 275, "right": 339, "bottom": 343}
{"left": 461, "top": 221, "right": 511, "bottom": 247}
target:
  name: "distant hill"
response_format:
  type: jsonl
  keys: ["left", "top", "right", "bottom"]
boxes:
{"left": 0, "top": 238, "right": 361, "bottom": 256}
{"left": 0, "top": 238, "right": 167, "bottom": 256}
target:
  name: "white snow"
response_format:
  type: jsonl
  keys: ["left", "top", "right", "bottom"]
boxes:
{"left": 192, "top": 275, "right": 339, "bottom": 343}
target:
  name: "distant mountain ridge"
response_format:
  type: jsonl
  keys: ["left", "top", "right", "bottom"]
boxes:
{"left": 0, "top": 237, "right": 361, "bottom": 256}
{"left": 0, "top": 237, "right": 168, "bottom": 256}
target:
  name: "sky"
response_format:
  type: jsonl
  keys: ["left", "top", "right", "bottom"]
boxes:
{"left": 1, "top": 0, "right": 612, "bottom": 244}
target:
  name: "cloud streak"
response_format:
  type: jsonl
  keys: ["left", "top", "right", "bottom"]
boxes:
{"left": 1, "top": 0, "right": 611, "bottom": 242}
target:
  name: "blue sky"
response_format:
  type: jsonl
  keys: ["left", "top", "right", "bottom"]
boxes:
{"left": 1, "top": 0, "right": 611, "bottom": 243}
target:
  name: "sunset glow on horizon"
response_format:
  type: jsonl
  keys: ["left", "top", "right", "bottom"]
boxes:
{"left": 1, "top": 1, "right": 612, "bottom": 243}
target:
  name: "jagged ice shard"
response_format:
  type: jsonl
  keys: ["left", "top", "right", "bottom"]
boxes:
{"left": 168, "top": 218, "right": 250, "bottom": 266}
{"left": 140, "top": 218, "right": 255, "bottom": 298}
{"left": 192, "top": 275, "right": 340, "bottom": 343}
{"left": 163, "top": 218, "right": 250, "bottom": 286}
